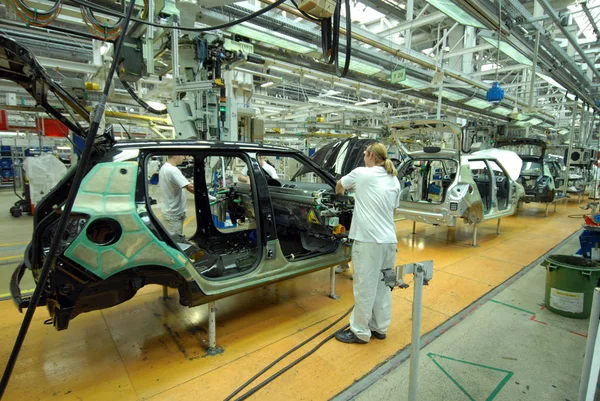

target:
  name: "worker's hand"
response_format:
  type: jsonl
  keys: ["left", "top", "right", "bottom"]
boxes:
{"left": 335, "top": 180, "right": 345, "bottom": 195}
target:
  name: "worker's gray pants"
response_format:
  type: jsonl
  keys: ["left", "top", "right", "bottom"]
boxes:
{"left": 349, "top": 241, "right": 396, "bottom": 342}
{"left": 163, "top": 212, "right": 186, "bottom": 241}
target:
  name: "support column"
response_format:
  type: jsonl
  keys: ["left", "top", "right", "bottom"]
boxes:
{"left": 405, "top": 0, "right": 414, "bottom": 50}
{"left": 496, "top": 218, "right": 501, "bottom": 235}
{"left": 412, "top": 220, "right": 417, "bottom": 235}
{"left": 223, "top": 70, "right": 239, "bottom": 141}
{"left": 329, "top": 266, "right": 340, "bottom": 299}
{"left": 472, "top": 224, "right": 478, "bottom": 247}
{"left": 208, "top": 301, "right": 217, "bottom": 351}
{"left": 462, "top": 27, "right": 476, "bottom": 74}
{"left": 565, "top": 102, "right": 579, "bottom": 197}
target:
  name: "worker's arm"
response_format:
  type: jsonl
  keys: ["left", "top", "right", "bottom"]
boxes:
{"left": 184, "top": 182, "right": 194, "bottom": 193}
{"left": 238, "top": 174, "right": 250, "bottom": 183}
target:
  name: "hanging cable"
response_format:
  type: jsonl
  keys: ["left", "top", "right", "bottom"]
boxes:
{"left": 0, "top": 1, "right": 137, "bottom": 398}
{"left": 120, "top": 81, "right": 169, "bottom": 115}
{"left": 10, "top": 0, "right": 62, "bottom": 27}
{"left": 223, "top": 307, "right": 353, "bottom": 401}
{"left": 324, "top": 0, "right": 351, "bottom": 77}
{"left": 70, "top": 0, "right": 287, "bottom": 32}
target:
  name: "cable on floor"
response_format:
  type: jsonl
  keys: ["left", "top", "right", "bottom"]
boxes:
{"left": 223, "top": 306, "right": 353, "bottom": 401}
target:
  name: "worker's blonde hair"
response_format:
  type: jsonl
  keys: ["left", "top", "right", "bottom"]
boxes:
{"left": 366, "top": 143, "right": 396, "bottom": 176}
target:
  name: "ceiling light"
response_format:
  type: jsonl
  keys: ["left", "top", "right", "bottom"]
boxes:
{"left": 337, "top": 56, "right": 383, "bottom": 75}
{"left": 480, "top": 36, "right": 532, "bottom": 66}
{"left": 355, "top": 99, "right": 380, "bottom": 106}
{"left": 433, "top": 90, "right": 467, "bottom": 101}
{"left": 228, "top": 23, "right": 318, "bottom": 54}
{"left": 464, "top": 98, "right": 493, "bottom": 109}
{"left": 425, "top": 0, "right": 486, "bottom": 28}
{"left": 261, "top": 81, "right": 275, "bottom": 87}
{"left": 56, "top": 146, "right": 71, "bottom": 150}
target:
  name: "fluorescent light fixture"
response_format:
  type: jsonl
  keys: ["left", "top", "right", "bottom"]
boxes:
{"left": 400, "top": 77, "right": 428, "bottom": 89}
{"left": 307, "top": 97, "right": 371, "bottom": 112}
{"left": 261, "top": 81, "right": 275, "bottom": 88}
{"left": 425, "top": 0, "right": 486, "bottom": 28}
{"left": 492, "top": 107, "right": 513, "bottom": 116}
{"left": 433, "top": 90, "right": 467, "bottom": 101}
{"left": 536, "top": 72, "right": 566, "bottom": 91}
{"left": 355, "top": 98, "right": 380, "bottom": 106}
{"left": 56, "top": 146, "right": 71, "bottom": 150}
{"left": 337, "top": 56, "right": 383, "bottom": 75}
{"left": 528, "top": 118, "right": 544, "bottom": 126}
{"left": 480, "top": 36, "right": 532, "bottom": 66}
{"left": 464, "top": 98, "right": 493, "bottom": 109}
{"left": 515, "top": 113, "right": 528, "bottom": 121}
{"left": 558, "top": 129, "right": 569, "bottom": 135}
{"left": 227, "top": 23, "right": 318, "bottom": 54}
{"left": 320, "top": 90, "right": 342, "bottom": 97}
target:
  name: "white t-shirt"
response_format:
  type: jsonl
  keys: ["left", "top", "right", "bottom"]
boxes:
{"left": 158, "top": 163, "right": 190, "bottom": 215}
{"left": 241, "top": 162, "right": 279, "bottom": 179}
{"left": 341, "top": 166, "right": 400, "bottom": 243}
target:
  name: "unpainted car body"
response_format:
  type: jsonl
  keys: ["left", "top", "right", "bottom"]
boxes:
{"left": 1, "top": 35, "right": 353, "bottom": 330}
{"left": 391, "top": 120, "right": 524, "bottom": 227}
{"left": 495, "top": 138, "right": 556, "bottom": 203}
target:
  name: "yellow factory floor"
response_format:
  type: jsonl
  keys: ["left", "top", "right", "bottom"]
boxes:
{"left": 0, "top": 198, "right": 588, "bottom": 401}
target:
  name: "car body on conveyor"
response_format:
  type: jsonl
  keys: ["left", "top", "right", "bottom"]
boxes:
{"left": 495, "top": 138, "right": 556, "bottom": 203}
{"left": 0, "top": 34, "right": 353, "bottom": 331}
{"left": 391, "top": 120, "right": 524, "bottom": 227}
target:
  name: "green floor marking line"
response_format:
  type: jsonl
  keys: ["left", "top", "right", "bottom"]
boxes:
{"left": 489, "top": 299, "right": 535, "bottom": 315}
{"left": 427, "top": 353, "right": 514, "bottom": 401}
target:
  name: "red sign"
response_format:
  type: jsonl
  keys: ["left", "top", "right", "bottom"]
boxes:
{"left": 0, "top": 110, "right": 8, "bottom": 131}
{"left": 36, "top": 117, "right": 69, "bottom": 137}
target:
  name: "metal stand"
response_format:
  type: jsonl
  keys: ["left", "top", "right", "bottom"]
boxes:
{"left": 328, "top": 266, "right": 340, "bottom": 299}
{"left": 162, "top": 285, "right": 169, "bottom": 300}
{"left": 412, "top": 221, "right": 417, "bottom": 235}
{"left": 578, "top": 288, "right": 600, "bottom": 401}
{"left": 396, "top": 261, "right": 434, "bottom": 401}
{"left": 496, "top": 218, "right": 501, "bottom": 235}
{"left": 545, "top": 203, "right": 550, "bottom": 217}
{"left": 472, "top": 224, "right": 478, "bottom": 247}
{"left": 208, "top": 301, "right": 217, "bottom": 352}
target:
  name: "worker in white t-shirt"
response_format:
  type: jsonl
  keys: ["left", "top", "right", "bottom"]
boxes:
{"left": 334, "top": 143, "right": 400, "bottom": 344}
{"left": 238, "top": 155, "right": 279, "bottom": 183}
{"left": 158, "top": 155, "right": 194, "bottom": 242}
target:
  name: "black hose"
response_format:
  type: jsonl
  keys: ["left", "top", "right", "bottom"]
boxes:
{"left": 0, "top": 1, "right": 137, "bottom": 399}
{"left": 234, "top": 323, "right": 351, "bottom": 401}
{"left": 121, "top": 80, "right": 169, "bottom": 115}
{"left": 70, "top": 0, "right": 287, "bottom": 32}
{"left": 223, "top": 307, "right": 353, "bottom": 401}
{"left": 326, "top": 0, "right": 351, "bottom": 78}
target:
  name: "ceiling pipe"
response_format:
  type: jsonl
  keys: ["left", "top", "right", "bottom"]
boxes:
{"left": 582, "top": 2, "right": 600, "bottom": 40}
{"left": 538, "top": 0, "right": 600, "bottom": 81}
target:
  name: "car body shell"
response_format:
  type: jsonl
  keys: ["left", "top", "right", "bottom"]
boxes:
{"left": 11, "top": 142, "right": 354, "bottom": 331}
{"left": 495, "top": 138, "right": 556, "bottom": 203}
{"left": 391, "top": 120, "right": 524, "bottom": 227}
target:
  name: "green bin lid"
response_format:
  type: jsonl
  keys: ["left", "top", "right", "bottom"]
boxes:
{"left": 543, "top": 255, "right": 600, "bottom": 270}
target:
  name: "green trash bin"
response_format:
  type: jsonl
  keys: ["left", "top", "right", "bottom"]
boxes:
{"left": 543, "top": 255, "right": 600, "bottom": 319}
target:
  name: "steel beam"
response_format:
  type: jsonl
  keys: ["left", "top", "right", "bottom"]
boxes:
{"left": 538, "top": 0, "right": 600, "bottom": 81}
{"left": 37, "top": 57, "right": 99, "bottom": 75}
